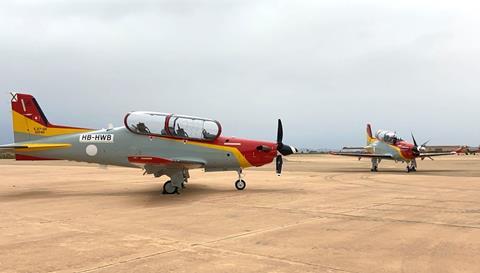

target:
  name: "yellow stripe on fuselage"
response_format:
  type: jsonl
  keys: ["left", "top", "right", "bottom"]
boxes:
{"left": 165, "top": 138, "right": 252, "bottom": 168}
{"left": 12, "top": 111, "right": 92, "bottom": 137}
{"left": 15, "top": 143, "right": 72, "bottom": 152}
{"left": 387, "top": 143, "right": 408, "bottom": 161}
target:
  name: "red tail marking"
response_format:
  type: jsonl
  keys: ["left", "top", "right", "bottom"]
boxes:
{"left": 366, "top": 124, "right": 373, "bottom": 138}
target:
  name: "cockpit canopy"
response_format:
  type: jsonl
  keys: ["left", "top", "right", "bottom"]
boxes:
{"left": 376, "top": 130, "right": 402, "bottom": 144}
{"left": 125, "top": 112, "right": 222, "bottom": 141}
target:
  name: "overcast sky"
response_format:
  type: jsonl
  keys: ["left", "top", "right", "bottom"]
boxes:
{"left": 1, "top": 0, "right": 479, "bottom": 148}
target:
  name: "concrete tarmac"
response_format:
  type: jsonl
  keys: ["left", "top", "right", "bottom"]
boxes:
{"left": 1, "top": 155, "right": 480, "bottom": 273}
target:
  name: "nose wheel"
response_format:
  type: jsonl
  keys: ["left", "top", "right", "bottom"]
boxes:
{"left": 407, "top": 160, "right": 417, "bottom": 173}
{"left": 235, "top": 169, "right": 246, "bottom": 190}
{"left": 235, "top": 179, "right": 246, "bottom": 190}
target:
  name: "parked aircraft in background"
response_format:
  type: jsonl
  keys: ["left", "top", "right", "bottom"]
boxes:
{"left": 0, "top": 93, "right": 297, "bottom": 194}
{"left": 455, "top": 145, "right": 479, "bottom": 155}
{"left": 331, "top": 124, "right": 454, "bottom": 172}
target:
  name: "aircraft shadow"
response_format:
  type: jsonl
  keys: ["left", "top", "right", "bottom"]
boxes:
{"left": 0, "top": 184, "right": 285, "bottom": 206}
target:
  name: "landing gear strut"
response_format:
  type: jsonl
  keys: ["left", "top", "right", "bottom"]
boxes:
{"left": 370, "top": 158, "right": 379, "bottom": 172}
{"left": 235, "top": 169, "right": 246, "bottom": 190}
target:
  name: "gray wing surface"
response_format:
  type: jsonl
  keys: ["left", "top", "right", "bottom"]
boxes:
{"left": 128, "top": 156, "right": 205, "bottom": 170}
{"left": 419, "top": 152, "right": 455, "bottom": 158}
{"left": 331, "top": 152, "right": 393, "bottom": 159}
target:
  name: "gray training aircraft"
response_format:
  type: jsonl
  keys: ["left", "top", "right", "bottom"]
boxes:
{"left": 0, "top": 93, "right": 297, "bottom": 194}
{"left": 332, "top": 124, "right": 454, "bottom": 172}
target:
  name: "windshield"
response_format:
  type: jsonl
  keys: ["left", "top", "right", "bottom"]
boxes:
{"left": 376, "top": 130, "right": 403, "bottom": 144}
{"left": 126, "top": 112, "right": 168, "bottom": 136}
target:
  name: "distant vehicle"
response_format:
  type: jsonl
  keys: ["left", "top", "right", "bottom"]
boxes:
{"left": 454, "top": 145, "right": 480, "bottom": 155}
{"left": 331, "top": 124, "right": 454, "bottom": 172}
{"left": 0, "top": 93, "right": 297, "bottom": 194}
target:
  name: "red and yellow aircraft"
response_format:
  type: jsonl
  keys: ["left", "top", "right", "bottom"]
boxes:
{"left": 0, "top": 93, "right": 297, "bottom": 194}
{"left": 455, "top": 145, "right": 480, "bottom": 155}
{"left": 332, "top": 124, "right": 454, "bottom": 172}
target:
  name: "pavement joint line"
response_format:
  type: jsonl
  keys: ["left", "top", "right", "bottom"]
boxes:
{"left": 210, "top": 201, "right": 480, "bottom": 230}
{"left": 394, "top": 197, "right": 480, "bottom": 204}
{"left": 362, "top": 175, "right": 480, "bottom": 192}
{"left": 316, "top": 211, "right": 480, "bottom": 230}
{"left": 72, "top": 218, "right": 325, "bottom": 273}
{"left": 195, "top": 217, "right": 323, "bottom": 246}
{"left": 197, "top": 245, "right": 359, "bottom": 273}
{"left": 73, "top": 248, "right": 178, "bottom": 273}
{"left": 369, "top": 202, "right": 480, "bottom": 213}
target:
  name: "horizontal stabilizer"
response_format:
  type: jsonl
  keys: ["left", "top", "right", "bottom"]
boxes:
{"left": 0, "top": 143, "right": 71, "bottom": 152}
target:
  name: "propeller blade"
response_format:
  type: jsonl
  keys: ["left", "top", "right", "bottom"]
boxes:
{"left": 411, "top": 133, "right": 418, "bottom": 147}
{"left": 421, "top": 140, "right": 430, "bottom": 147}
{"left": 276, "top": 155, "right": 283, "bottom": 175}
{"left": 277, "top": 119, "right": 283, "bottom": 145}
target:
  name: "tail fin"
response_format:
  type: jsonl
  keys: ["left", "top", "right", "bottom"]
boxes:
{"left": 366, "top": 123, "right": 375, "bottom": 145}
{"left": 10, "top": 93, "right": 92, "bottom": 142}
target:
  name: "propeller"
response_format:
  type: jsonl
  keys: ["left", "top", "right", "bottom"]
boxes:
{"left": 411, "top": 133, "right": 429, "bottom": 157}
{"left": 276, "top": 119, "right": 297, "bottom": 175}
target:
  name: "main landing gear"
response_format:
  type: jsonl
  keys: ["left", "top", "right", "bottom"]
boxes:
{"left": 162, "top": 170, "right": 189, "bottom": 194}
{"left": 370, "top": 158, "right": 379, "bottom": 172}
{"left": 235, "top": 169, "right": 246, "bottom": 190}
{"left": 163, "top": 180, "right": 178, "bottom": 194}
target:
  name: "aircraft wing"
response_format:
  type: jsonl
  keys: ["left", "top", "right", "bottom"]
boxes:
{"left": 419, "top": 152, "right": 456, "bottom": 158}
{"left": 342, "top": 146, "right": 367, "bottom": 150}
{"left": 330, "top": 151, "right": 394, "bottom": 159}
{"left": 128, "top": 156, "right": 205, "bottom": 169}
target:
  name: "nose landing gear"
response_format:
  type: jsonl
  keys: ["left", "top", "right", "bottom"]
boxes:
{"left": 235, "top": 169, "right": 246, "bottom": 190}
{"left": 406, "top": 160, "right": 417, "bottom": 173}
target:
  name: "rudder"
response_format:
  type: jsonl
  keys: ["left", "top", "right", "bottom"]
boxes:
{"left": 366, "top": 123, "right": 375, "bottom": 145}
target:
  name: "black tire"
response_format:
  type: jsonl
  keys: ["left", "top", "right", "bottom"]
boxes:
{"left": 235, "top": 179, "right": 246, "bottom": 191}
{"left": 163, "top": 180, "right": 177, "bottom": 194}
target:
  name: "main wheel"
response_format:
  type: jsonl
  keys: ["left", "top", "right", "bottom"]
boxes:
{"left": 163, "top": 180, "right": 178, "bottom": 194}
{"left": 235, "top": 179, "right": 246, "bottom": 191}
{"left": 406, "top": 166, "right": 411, "bottom": 173}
